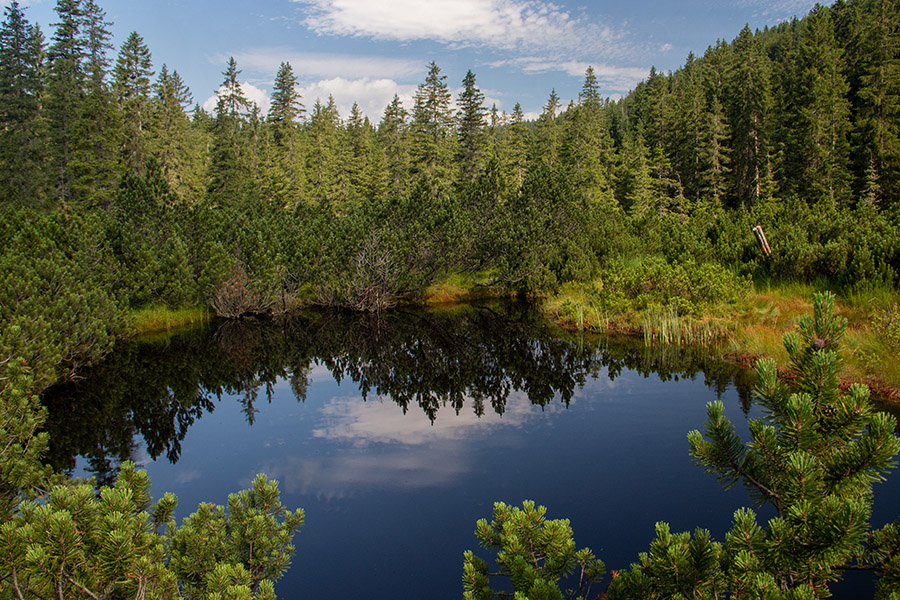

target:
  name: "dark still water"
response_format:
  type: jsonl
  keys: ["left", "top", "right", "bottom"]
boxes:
{"left": 42, "top": 302, "right": 897, "bottom": 599}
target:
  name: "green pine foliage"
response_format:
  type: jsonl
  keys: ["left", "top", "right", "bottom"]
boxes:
{"left": 462, "top": 500, "right": 606, "bottom": 600}
{"left": 0, "top": 460, "right": 303, "bottom": 600}
{"left": 608, "top": 292, "right": 900, "bottom": 598}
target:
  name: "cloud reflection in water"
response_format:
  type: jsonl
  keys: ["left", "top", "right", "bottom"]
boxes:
{"left": 264, "top": 391, "right": 556, "bottom": 499}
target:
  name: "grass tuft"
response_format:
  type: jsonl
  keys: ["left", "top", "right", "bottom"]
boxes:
{"left": 129, "top": 304, "right": 211, "bottom": 336}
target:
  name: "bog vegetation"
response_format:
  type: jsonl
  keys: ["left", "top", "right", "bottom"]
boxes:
{"left": 3, "top": 0, "right": 900, "bottom": 596}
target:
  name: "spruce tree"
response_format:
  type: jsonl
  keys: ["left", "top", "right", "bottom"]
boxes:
{"left": 456, "top": 69, "right": 487, "bottom": 180}
{"left": 149, "top": 64, "right": 204, "bottom": 200}
{"left": 560, "top": 67, "right": 617, "bottom": 210}
{"left": 727, "top": 25, "right": 774, "bottom": 207}
{"left": 855, "top": 0, "right": 900, "bottom": 206}
{"left": 268, "top": 61, "right": 303, "bottom": 126}
{"left": 46, "top": 0, "right": 85, "bottom": 203}
{"left": 410, "top": 61, "right": 454, "bottom": 198}
{"left": 799, "top": 6, "right": 852, "bottom": 206}
{"left": 217, "top": 56, "right": 250, "bottom": 121}
{"left": 69, "top": 0, "right": 121, "bottom": 207}
{"left": 378, "top": 94, "right": 409, "bottom": 196}
{"left": 305, "top": 95, "right": 350, "bottom": 208}
{"left": 533, "top": 89, "right": 561, "bottom": 167}
{"left": 502, "top": 102, "right": 529, "bottom": 191}
{"left": 265, "top": 61, "right": 305, "bottom": 204}
{"left": 0, "top": 1, "right": 48, "bottom": 207}
{"left": 114, "top": 31, "right": 154, "bottom": 174}
{"left": 208, "top": 57, "right": 252, "bottom": 205}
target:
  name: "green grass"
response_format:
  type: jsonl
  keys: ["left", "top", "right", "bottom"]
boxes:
{"left": 128, "top": 304, "right": 211, "bottom": 336}
{"left": 544, "top": 278, "right": 900, "bottom": 400}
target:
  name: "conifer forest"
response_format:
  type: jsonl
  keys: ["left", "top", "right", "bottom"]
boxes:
{"left": 3, "top": 0, "right": 900, "bottom": 597}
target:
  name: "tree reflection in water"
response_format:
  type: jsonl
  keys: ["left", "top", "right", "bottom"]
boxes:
{"left": 42, "top": 301, "right": 753, "bottom": 486}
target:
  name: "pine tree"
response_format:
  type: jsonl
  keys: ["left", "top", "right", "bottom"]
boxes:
{"left": 208, "top": 57, "right": 252, "bottom": 205}
{"left": 378, "top": 94, "right": 409, "bottom": 196}
{"left": 114, "top": 31, "right": 154, "bottom": 174}
{"left": 268, "top": 61, "right": 303, "bottom": 127}
{"left": 727, "top": 25, "right": 775, "bottom": 207}
{"left": 410, "top": 61, "right": 454, "bottom": 198}
{"left": 0, "top": 1, "right": 48, "bottom": 207}
{"left": 560, "top": 67, "right": 617, "bottom": 209}
{"left": 855, "top": 0, "right": 900, "bottom": 206}
{"left": 609, "top": 292, "right": 900, "bottom": 598}
{"left": 69, "top": 0, "right": 121, "bottom": 207}
{"left": 46, "top": 0, "right": 85, "bottom": 203}
{"left": 148, "top": 64, "right": 204, "bottom": 200}
{"left": 533, "top": 89, "right": 561, "bottom": 167}
{"left": 456, "top": 69, "right": 487, "bottom": 180}
{"left": 463, "top": 500, "right": 606, "bottom": 600}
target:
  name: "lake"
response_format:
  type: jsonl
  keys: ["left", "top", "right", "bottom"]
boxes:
{"left": 42, "top": 301, "right": 898, "bottom": 598}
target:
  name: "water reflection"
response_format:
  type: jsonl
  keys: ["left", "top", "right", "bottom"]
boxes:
{"left": 42, "top": 301, "right": 752, "bottom": 485}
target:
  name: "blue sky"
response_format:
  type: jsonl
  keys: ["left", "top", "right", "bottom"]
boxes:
{"left": 14, "top": 0, "right": 822, "bottom": 121}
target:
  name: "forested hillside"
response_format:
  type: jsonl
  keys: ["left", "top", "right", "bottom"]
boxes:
{"left": 3, "top": 1, "right": 900, "bottom": 597}
{"left": 2, "top": 0, "right": 900, "bottom": 384}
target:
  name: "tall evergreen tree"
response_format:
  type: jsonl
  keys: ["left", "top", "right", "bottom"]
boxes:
{"left": 148, "top": 64, "right": 204, "bottom": 200}
{"left": 114, "top": 31, "right": 154, "bottom": 174}
{"left": 798, "top": 5, "right": 852, "bottom": 205}
{"left": 560, "top": 67, "right": 617, "bottom": 209}
{"left": 69, "top": 0, "right": 120, "bottom": 207}
{"left": 410, "top": 61, "right": 454, "bottom": 197}
{"left": 0, "top": 1, "right": 48, "bottom": 207}
{"left": 533, "top": 89, "right": 561, "bottom": 167}
{"left": 378, "top": 94, "right": 409, "bottom": 196}
{"left": 501, "top": 103, "right": 529, "bottom": 191}
{"left": 305, "top": 95, "right": 349, "bottom": 208}
{"left": 46, "top": 0, "right": 85, "bottom": 203}
{"left": 216, "top": 56, "right": 250, "bottom": 121}
{"left": 208, "top": 57, "right": 252, "bottom": 206}
{"left": 727, "top": 25, "right": 775, "bottom": 207}
{"left": 265, "top": 61, "right": 305, "bottom": 205}
{"left": 855, "top": 0, "right": 900, "bottom": 205}
{"left": 268, "top": 61, "right": 303, "bottom": 126}
{"left": 456, "top": 69, "right": 487, "bottom": 180}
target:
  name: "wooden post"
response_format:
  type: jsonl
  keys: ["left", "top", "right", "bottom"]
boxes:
{"left": 752, "top": 225, "right": 771, "bottom": 257}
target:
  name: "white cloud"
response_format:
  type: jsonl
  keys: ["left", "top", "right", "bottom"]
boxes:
{"left": 202, "top": 81, "right": 272, "bottom": 116}
{"left": 299, "top": 76, "right": 416, "bottom": 122}
{"left": 311, "top": 391, "right": 540, "bottom": 447}
{"left": 258, "top": 391, "right": 555, "bottom": 498}
{"left": 739, "top": 0, "right": 819, "bottom": 19}
{"left": 295, "top": 0, "right": 624, "bottom": 57}
{"left": 489, "top": 58, "right": 649, "bottom": 94}
{"left": 215, "top": 49, "right": 423, "bottom": 81}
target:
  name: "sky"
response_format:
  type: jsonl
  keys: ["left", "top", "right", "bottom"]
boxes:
{"left": 12, "top": 0, "right": 824, "bottom": 122}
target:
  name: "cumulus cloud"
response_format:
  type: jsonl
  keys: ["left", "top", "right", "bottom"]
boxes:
{"left": 202, "top": 81, "right": 272, "bottom": 115}
{"left": 295, "top": 0, "right": 625, "bottom": 57}
{"left": 257, "top": 391, "right": 554, "bottom": 498}
{"left": 311, "top": 391, "right": 541, "bottom": 447}
{"left": 299, "top": 77, "right": 416, "bottom": 121}
{"left": 214, "top": 49, "right": 423, "bottom": 81}
{"left": 489, "top": 58, "right": 649, "bottom": 94}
